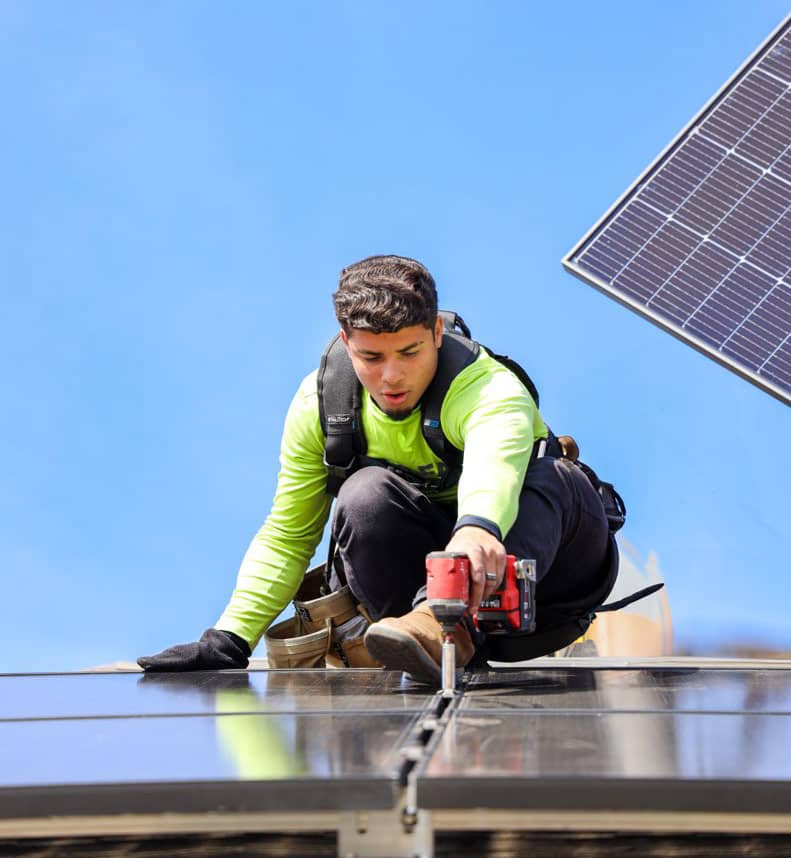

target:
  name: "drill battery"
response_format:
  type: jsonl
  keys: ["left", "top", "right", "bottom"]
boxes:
{"left": 478, "top": 556, "right": 537, "bottom": 635}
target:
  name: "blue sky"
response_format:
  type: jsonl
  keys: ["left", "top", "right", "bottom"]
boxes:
{"left": 1, "top": 1, "right": 789, "bottom": 672}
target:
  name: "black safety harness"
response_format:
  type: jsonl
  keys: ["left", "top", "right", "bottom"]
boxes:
{"left": 318, "top": 311, "right": 542, "bottom": 496}
{"left": 317, "top": 311, "right": 662, "bottom": 662}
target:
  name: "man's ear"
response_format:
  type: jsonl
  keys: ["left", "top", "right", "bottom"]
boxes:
{"left": 434, "top": 315, "right": 444, "bottom": 346}
{"left": 339, "top": 329, "right": 349, "bottom": 348}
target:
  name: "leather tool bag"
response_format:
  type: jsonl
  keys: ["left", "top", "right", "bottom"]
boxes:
{"left": 263, "top": 616, "right": 331, "bottom": 669}
{"left": 264, "top": 563, "right": 380, "bottom": 669}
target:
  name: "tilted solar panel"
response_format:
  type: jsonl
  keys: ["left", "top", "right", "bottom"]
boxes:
{"left": 563, "top": 17, "right": 790, "bottom": 405}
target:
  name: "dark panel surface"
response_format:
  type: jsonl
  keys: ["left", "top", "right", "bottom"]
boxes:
{"left": 6, "top": 664, "right": 791, "bottom": 824}
{"left": 564, "top": 18, "right": 791, "bottom": 404}
{"left": 420, "top": 664, "right": 791, "bottom": 811}
{"left": 0, "top": 669, "right": 429, "bottom": 721}
{"left": 0, "top": 709, "right": 420, "bottom": 816}
{"left": 418, "top": 710, "right": 791, "bottom": 811}
{"left": 461, "top": 668, "right": 791, "bottom": 714}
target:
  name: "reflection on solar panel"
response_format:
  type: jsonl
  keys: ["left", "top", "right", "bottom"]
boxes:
{"left": 563, "top": 17, "right": 791, "bottom": 405}
{"left": 4, "top": 663, "right": 791, "bottom": 856}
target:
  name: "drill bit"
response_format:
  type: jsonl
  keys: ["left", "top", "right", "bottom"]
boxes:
{"left": 441, "top": 631, "right": 456, "bottom": 697}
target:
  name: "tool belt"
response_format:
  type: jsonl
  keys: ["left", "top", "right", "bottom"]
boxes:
{"left": 263, "top": 563, "right": 380, "bottom": 669}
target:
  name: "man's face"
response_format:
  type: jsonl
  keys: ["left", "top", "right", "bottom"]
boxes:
{"left": 340, "top": 318, "right": 444, "bottom": 420}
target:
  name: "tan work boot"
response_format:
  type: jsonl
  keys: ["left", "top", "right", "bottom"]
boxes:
{"left": 363, "top": 602, "right": 475, "bottom": 685}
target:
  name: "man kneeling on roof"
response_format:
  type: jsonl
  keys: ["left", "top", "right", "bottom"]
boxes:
{"left": 139, "top": 255, "right": 623, "bottom": 682}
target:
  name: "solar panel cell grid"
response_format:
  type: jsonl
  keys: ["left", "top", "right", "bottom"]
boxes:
{"left": 764, "top": 340, "right": 790, "bottom": 387}
{"left": 700, "top": 71, "right": 786, "bottom": 161}
{"left": 752, "top": 209, "right": 791, "bottom": 273}
{"left": 678, "top": 156, "right": 760, "bottom": 233}
{"left": 712, "top": 175, "right": 788, "bottom": 260}
{"left": 653, "top": 242, "right": 734, "bottom": 326}
{"left": 775, "top": 146, "right": 791, "bottom": 183}
{"left": 686, "top": 260, "right": 773, "bottom": 345}
{"left": 759, "top": 29, "right": 791, "bottom": 80}
{"left": 640, "top": 135, "right": 721, "bottom": 212}
{"left": 565, "top": 18, "right": 790, "bottom": 404}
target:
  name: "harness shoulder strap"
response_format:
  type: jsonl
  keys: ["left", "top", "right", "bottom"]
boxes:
{"left": 316, "top": 310, "right": 544, "bottom": 495}
{"left": 481, "top": 348, "right": 540, "bottom": 408}
{"left": 317, "top": 335, "right": 366, "bottom": 496}
{"left": 437, "top": 310, "right": 471, "bottom": 339}
{"left": 423, "top": 312, "right": 542, "bottom": 468}
{"left": 420, "top": 329, "right": 479, "bottom": 472}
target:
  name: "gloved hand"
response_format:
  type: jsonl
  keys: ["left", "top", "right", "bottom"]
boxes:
{"left": 137, "top": 628, "right": 251, "bottom": 672}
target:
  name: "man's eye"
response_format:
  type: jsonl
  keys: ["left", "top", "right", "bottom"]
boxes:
{"left": 403, "top": 351, "right": 418, "bottom": 359}
{"left": 363, "top": 355, "right": 382, "bottom": 363}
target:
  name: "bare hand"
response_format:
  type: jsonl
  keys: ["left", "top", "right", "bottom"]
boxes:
{"left": 444, "top": 526, "right": 506, "bottom": 617}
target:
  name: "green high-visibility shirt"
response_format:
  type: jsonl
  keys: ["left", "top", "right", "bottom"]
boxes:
{"left": 216, "top": 347, "right": 547, "bottom": 648}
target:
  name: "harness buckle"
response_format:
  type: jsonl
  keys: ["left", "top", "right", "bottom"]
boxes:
{"left": 323, "top": 453, "right": 357, "bottom": 496}
{"left": 323, "top": 451, "right": 356, "bottom": 473}
{"left": 384, "top": 462, "right": 444, "bottom": 494}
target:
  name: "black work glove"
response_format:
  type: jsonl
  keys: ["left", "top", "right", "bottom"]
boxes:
{"left": 137, "top": 628, "right": 251, "bottom": 672}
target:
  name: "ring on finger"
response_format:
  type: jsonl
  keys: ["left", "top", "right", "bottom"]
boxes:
{"left": 485, "top": 572, "right": 498, "bottom": 581}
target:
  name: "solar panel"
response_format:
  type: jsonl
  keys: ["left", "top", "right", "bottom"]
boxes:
{"left": 563, "top": 17, "right": 791, "bottom": 405}
{"left": 0, "top": 669, "right": 434, "bottom": 819}
{"left": 417, "top": 667, "right": 791, "bottom": 813}
{"left": 3, "top": 663, "right": 791, "bottom": 844}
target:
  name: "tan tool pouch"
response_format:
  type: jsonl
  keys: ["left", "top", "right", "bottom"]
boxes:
{"left": 263, "top": 563, "right": 379, "bottom": 669}
{"left": 264, "top": 616, "right": 330, "bottom": 669}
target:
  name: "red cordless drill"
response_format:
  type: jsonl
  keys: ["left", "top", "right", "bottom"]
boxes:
{"left": 426, "top": 551, "right": 537, "bottom": 696}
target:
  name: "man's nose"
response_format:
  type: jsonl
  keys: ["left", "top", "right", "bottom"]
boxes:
{"left": 381, "top": 360, "right": 404, "bottom": 385}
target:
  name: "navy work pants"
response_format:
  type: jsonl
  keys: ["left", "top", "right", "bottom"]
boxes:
{"left": 330, "top": 457, "right": 610, "bottom": 622}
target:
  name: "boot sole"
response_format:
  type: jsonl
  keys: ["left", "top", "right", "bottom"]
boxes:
{"left": 363, "top": 625, "right": 441, "bottom": 685}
